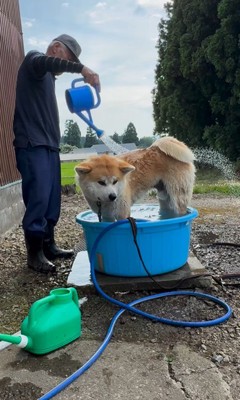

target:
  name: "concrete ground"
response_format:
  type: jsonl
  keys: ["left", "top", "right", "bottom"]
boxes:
{"left": 0, "top": 277, "right": 235, "bottom": 400}
{"left": 0, "top": 255, "right": 235, "bottom": 400}
{"left": 0, "top": 251, "right": 237, "bottom": 400}
{"left": 1, "top": 194, "right": 240, "bottom": 400}
{"left": 1, "top": 198, "right": 239, "bottom": 400}
{"left": 0, "top": 337, "right": 233, "bottom": 400}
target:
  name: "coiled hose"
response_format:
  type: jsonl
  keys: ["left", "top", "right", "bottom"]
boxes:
{"left": 39, "top": 219, "right": 232, "bottom": 400}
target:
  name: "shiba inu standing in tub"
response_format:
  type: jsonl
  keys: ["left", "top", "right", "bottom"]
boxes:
{"left": 75, "top": 136, "right": 195, "bottom": 222}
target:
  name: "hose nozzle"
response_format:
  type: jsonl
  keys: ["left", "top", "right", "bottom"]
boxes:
{"left": 0, "top": 333, "right": 29, "bottom": 348}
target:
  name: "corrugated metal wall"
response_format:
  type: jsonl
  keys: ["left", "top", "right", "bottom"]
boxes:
{"left": 0, "top": 0, "right": 24, "bottom": 186}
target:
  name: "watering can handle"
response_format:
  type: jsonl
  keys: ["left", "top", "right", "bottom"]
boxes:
{"left": 71, "top": 77, "right": 84, "bottom": 88}
{"left": 71, "top": 78, "right": 101, "bottom": 109}
{"left": 69, "top": 287, "right": 79, "bottom": 307}
{"left": 28, "top": 294, "right": 54, "bottom": 328}
{"left": 28, "top": 289, "right": 79, "bottom": 327}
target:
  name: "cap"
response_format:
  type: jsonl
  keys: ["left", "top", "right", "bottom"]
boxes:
{"left": 53, "top": 34, "right": 81, "bottom": 62}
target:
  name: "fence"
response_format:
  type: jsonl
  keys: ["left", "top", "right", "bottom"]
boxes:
{"left": 0, "top": 0, "right": 24, "bottom": 186}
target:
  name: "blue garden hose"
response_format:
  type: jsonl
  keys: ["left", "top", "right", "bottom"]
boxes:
{"left": 39, "top": 219, "right": 232, "bottom": 400}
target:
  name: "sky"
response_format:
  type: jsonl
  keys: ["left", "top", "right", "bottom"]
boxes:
{"left": 19, "top": 0, "right": 168, "bottom": 138}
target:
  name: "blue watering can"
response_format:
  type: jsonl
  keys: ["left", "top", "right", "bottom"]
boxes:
{"left": 65, "top": 78, "right": 104, "bottom": 138}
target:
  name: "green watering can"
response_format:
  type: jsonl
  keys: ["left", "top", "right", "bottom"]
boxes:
{"left": 0, "top": 287, "right": 81, "bottom": 355}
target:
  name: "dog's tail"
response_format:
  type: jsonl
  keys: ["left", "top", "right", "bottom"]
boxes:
{"left": 151, "top": 136, "right": 195, "bottom": 163}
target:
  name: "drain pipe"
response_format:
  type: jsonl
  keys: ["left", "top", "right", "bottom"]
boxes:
{"left": 39, "top": 219, "right": 232, "bottom": 400}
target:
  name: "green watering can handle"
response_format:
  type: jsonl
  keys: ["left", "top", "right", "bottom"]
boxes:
{"left": 28, "top": 288, "right": 79, "bottom": 328}
{"left": 28, "top": 294, "right": 55, "bottom": 328}
{"left": 69, "top": 287, "right": 79, "bottom": 307}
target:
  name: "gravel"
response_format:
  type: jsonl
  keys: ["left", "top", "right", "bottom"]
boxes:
{"left": 0, "top": 192, "right": 240, "bottom": 396}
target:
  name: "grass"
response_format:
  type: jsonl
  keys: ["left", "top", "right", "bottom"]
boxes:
{"left": 194, "top": 167, "right": 240, "bottom": 196}
{"left": 61, "top": 161, "right": 240, "bottom": 196}
{"left": 61, "top": 161, "right": 79, "bottom": 186}
{"left": 194, "top": 182, "right": 240, "bottom": 196}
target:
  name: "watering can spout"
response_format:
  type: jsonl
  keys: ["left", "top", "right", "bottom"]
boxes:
{"left": 0, "top": 333, "right": 31, "bottom": 348}
{"left": 96, "top": 129, "right": 104, "bottom": 138}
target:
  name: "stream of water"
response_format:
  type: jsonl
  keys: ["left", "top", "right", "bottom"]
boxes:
{"left": 193, "top": 147, "right": 237, "bottom": 181}
{"left": 99, "top": 132, "right": 129, "bottom": 154}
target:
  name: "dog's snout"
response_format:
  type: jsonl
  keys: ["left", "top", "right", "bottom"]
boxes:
{"left": 109, "top": 193, "right": 117, "bottom": 202}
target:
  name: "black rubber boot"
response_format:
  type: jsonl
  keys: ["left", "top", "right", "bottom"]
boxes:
{"left": 25, "top": 233, "right": 56, "bottom": 273}
{"left": 43, "top": 224, "right": 74, "bottom": 261}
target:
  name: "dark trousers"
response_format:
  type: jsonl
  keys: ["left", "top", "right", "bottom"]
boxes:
{"left": 15, "top": 146, "right": 61, "bottom": 237}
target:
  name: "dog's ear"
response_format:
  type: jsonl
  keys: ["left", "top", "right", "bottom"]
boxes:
{"left": 75, "top": 164, "right": 92, "bottom": 175}
{"left": 118, "top": 161, "right": 135, "bottom": 175}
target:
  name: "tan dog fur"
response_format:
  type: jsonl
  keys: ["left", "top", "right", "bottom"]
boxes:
{"left": 75, "top": 136, "right": 195, "bottom": 221}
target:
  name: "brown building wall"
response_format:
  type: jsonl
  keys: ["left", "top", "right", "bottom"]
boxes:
{"left": 0, "top": 0, "right": 24, "bottom": 186}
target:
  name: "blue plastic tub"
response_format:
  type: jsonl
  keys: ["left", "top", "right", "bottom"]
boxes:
{"left": 76, "top": 204, "right": 198, "bottom": 277}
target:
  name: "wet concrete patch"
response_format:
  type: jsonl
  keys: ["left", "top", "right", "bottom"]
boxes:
{"left": 9, "top": 351, "right": 82, "bottom": 378}
{"left": 0, "top": 377, "right": 42, "bottom": 400}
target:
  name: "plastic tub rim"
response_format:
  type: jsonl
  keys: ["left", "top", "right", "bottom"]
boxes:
{"left": 76, "top": 205, "right": 198, "bottom": 229}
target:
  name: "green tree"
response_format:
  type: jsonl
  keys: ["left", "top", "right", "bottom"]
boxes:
{"left": 63, "top": 120, "right": 81, "bottom": 147}
{"left": 84, "top": 127, "right": 99, "bottom": 147}
{"left": 80, "top": 136, "right": 86, "bottom": 147}
{"left": 60, "top": 144, "right": 75, "bottom": 153}
{"left": 110, "top": 132, "right": 121, "bottom": 143}
{"left": 153, "top": 0, "right": 240, "bottom": 160}
{"left": 138, "top": 136, "right": 155, "bottom": 148}
{"left": 122, "top": 122, "right": 139, "bottom": 145}
{"left": 202, "top": 0, "right": 240, "bottom": 159}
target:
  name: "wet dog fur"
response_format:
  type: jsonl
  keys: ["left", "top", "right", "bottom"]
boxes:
{"left": 75, "top": 136, "right": 196, "bottom": 222}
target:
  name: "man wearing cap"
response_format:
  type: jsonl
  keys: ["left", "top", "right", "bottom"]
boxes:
{"left": 13, "top": 34, "right": 101, "bottom": 273}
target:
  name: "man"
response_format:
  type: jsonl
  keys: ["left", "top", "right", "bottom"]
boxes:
{"left": 13, "top": 34, "right": 101, "bottom": 273}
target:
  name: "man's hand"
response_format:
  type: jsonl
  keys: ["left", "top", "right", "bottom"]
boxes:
{"left": 81, "top": 66, "right": 101, "bottom": 92}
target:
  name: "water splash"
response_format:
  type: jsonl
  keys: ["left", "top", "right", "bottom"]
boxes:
{"left": 193, "top": 147, "right": 237, "bottom": 181}
{"left": 100, "top": 132, "right": 129, "bottom": 154}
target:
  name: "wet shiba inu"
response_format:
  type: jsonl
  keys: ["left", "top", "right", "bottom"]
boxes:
{"left": 75, "top": 136, "right": 195, "bottom": 222}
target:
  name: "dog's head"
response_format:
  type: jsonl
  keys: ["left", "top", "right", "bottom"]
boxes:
{"left": 75, "top": 154, "right": 135, "bottom": 204}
